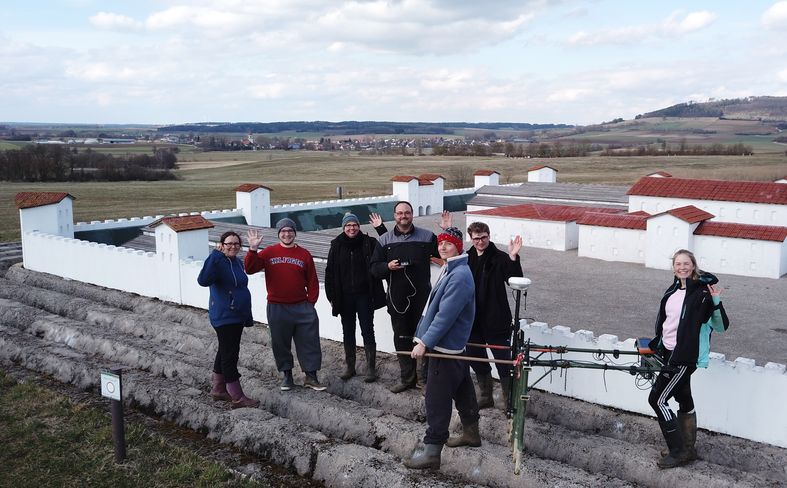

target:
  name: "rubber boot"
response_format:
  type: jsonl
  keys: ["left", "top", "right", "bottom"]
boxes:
{"left": 445, "top": 422, "right": 482, "bottom": 448}
{"left": 657, "top": 419, "right": 687, "bottom": 469}
{"left": 679, "top": 411, "right": 698, "bottom": 461}
{"left": 225, "top": 380, "right": 260, "bottom": 409}
{"left": 364, "top": 348, "right": 377, "bottom": 383}
{"left": 210, "top": 372, "right": 231, "bottom": 401}
{"left": 340, "top": 344, "right": 356, "bottom": 380}
{"left": 403, "top": 443, "right": 442, "bottom": 470}
{"left": 390, "top": 355, "right": 417, "bottom": 393}
{"left": 476, "top": 373, "right": 494, "bottom": 409}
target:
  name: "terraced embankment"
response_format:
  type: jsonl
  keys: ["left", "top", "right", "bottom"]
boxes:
{"left": 0, "top": 264, "right": 784, "bottom": 488}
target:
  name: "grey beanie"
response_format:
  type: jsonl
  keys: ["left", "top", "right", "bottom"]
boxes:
{"left": 276, "top": 218, "right": 297, "bottom": 235}
{"left": 342, "top": 213, "right": 360, "bottom": 227}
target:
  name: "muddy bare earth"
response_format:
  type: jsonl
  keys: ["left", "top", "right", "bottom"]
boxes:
{"left": 0, "top": 263, "right": 785, "bottom": 488}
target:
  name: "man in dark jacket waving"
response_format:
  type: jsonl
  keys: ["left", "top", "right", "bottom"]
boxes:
{"left": 465, "top": 221, "right": 523, "bottom": 408}
{"left": 370, "top": 201, "right": 439, "bottom": 393}
{"left": 325, "top": 213, "right": 386, "bottom": 382}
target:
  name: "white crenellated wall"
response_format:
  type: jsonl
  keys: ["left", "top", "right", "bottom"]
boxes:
{"left": 22, "top": 231, "right": 157, "bottom": 297}
{"left": 577, "top": 226, "right": 646, "bottom": 263}
{"left": 629, "top": 196, "right": 787, "bottom": 226}
{"left": 272, "top": 195, "right": 397, "bottom": 213}
{"left": 74, "top": 209, "right": 244, "bottom": 232}
{"left": 519, "top": 321, "right": 787, "bottom": 448}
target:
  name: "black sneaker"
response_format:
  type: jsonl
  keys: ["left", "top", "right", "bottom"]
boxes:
{"left": 303, "top": 372, "right": 326, "bottom": 391}
{"left": 280, "top": 371, "right": 294, "bottom": 391}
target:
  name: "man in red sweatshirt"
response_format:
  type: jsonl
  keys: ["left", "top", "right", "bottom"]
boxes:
{"left": 245, "top": 218, "right": 325, "bottom": 391}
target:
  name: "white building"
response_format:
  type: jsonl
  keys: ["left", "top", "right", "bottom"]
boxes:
{"left": 390, "top": 174, "right": 444, "bottom": 215}
{"left": 467, "top": 203, "right": 621, "bottom": 251}
{"left": 527, "top": 165, "right": 558, "bottom": 183}
{"left": 235, "top": 183, "right": 272, "bottom": 227}
{"left": 627, "top": 176, "right": 787, "bottom": 226}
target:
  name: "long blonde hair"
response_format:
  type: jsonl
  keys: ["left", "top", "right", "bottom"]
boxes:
{"left": 672, "top": 249, "right": 701, "bottom": 281}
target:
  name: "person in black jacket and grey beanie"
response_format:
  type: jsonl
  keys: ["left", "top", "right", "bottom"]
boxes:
{"left": 325, "top": 213, "right": 387, "bottom": 382}
{"left": 648, "top": 249, "right": 729, "bottom": 469}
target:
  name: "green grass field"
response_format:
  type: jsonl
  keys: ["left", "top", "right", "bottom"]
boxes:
{"left": 2, "top": 151, "right": 785, "bottom": 242}
{"left": 0, "top": 371, "right": 273, "bottom": 488}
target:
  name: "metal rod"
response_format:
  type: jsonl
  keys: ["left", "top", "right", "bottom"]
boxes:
{"left": 110, "top": 368, "right": 126, "bottom": 462}
{"left": 394, "top": 351, "right": 516, "bottom": 365}
{"left": 465, "top": 342, "right": 510, "bottom": 350}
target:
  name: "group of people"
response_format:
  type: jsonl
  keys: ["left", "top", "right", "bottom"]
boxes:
{"left": 197, "top": 202, "right": 730, "bottom": 472}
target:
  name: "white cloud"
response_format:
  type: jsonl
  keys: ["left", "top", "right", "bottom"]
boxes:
{"left": 65, "top": 62, "right": 157, "bottom": 82}
{"left": 567, "top": 10, "right": 717, "bottom": 46}
{"left": 248, "top": 83, "right": 287, "bottom": 99}
{"left": 778, "top": 67, "right": 787, "bottom": 82}
{"left": 546, "top": 88, "right": 592, "bottom": 102}
{"left": 762, "top": 1, "right": 787, "bottom": 29}
{"left": 663, "top": 10, "right": 717, "bottom": 34}
{"left": 89, "top": 12, "right": 142, "bottom": 30}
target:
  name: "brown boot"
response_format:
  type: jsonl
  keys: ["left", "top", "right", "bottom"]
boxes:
{"left": 660, "top": 412, "right": 698, "bottom": 461}
{"left": 476, "top": 373, "right": 494, "bottom": 409}
{"left": 225, "top": 380, "right": 260, "bottom": 409}
{"left": 210, "top": 372, "right": 231, "bottom": 401}
{"left": 445, "top": 422, "right": 481, "bottom": 448}
{"left": 403, "top": 443, "right": 442, "bottom": 470}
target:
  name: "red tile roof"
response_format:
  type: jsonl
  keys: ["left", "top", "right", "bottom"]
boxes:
{"left": 695, "top": 222, "right": 787, "bottom": 242}
{"left": 647, "top": 171, "right": 672, "bottom": 177}
{"left": 419, "top": 173, "right": 444, "bottom": 181}
{"left": 527, "top": 165, "right": 558, "bottom": 172}
{"left": 577, "top": 212, "right": 648, "bottom": 230}
{"left": 658, "top": 205, "right": 715, "bottom": 224}
{"left": 391, "top": 175, "right": 417, "bottom": 182}
{"left": 628, "top": 210, "right": 651, "bottom": 216}
{"left": 234, "top": 183, "right": 272, "bottom": 193}
{"left": 418, "top": 178, "right": 434, "bottom": 186}
{"left": 150, "top": 215, "right": 214, "bottom": 232}
{"left": 473, "top": 169, "right": 499, "bottom": 176}
{"left": 15, "top": 192, "right": 74, "bottom": 209}
{"left": 468, "top": 203, "right": 621, "bottom": 222}
{"left": 627, "top": 177, "right": 787, "bottom": 205}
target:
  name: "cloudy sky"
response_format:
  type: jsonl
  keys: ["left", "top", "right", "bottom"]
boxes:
{"left": 2, "top": 0, "right": 787, "bottom": 125}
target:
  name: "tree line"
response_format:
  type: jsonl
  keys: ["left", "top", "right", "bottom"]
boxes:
{"left": 0, "top": 145, "right": 179, "bottom": 182}
{"left": 601, "top": 141, "right": 753, "bottom": 157}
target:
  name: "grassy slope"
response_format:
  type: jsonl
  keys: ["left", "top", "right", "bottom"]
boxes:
{"left": 0, "top": 371, "right": 270, "bottom": 488}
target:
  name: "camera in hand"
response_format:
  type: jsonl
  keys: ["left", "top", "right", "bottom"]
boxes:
{"left": 398, "top": 260, "right": 410, "bottom": 267}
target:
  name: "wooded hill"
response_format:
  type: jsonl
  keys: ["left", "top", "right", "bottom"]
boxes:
{"left": 637, "top": 96, "right": 787, "bottom": 122}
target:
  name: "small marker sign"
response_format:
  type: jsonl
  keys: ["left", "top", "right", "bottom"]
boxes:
{"left": 101, "top": 370, "right": 121, "bottom": 401}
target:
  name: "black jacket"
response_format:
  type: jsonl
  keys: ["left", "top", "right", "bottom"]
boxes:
{"left": 650, "top": 272, "right": 730, "bottom": 366}
{"left": 370, "top": 225, "right": 439, "bottom": 314}
{"left": 325, "top": 232, "right": 386, "bottom": 316}
{"left": 466, "top": 243, "right": 523, "bottom": 336}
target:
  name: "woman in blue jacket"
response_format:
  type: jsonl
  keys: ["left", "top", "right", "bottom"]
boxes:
{"left": 197, "top": 231, "right": 258, "bottom": 408}
{"left": 648, "top": 249, "right": 729, "bottom": 468}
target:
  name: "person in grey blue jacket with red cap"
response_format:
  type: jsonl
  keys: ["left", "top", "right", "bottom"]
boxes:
{"left": 403, "top": 227, "right": 479, "bottom": 471}
{"left": 197, "top": 230, "right": 259, "bottom": 409}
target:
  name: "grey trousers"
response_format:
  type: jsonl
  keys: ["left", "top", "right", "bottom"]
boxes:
{"left": 267, "top": 301, "right": 322, "bottom": 373}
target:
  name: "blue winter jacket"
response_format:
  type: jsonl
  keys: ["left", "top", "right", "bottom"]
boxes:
{"left": 197, "top": 249, "right": 253, "bottom": 327}
{"left": 414, "top": 254, "right": 475, "bottom": 354}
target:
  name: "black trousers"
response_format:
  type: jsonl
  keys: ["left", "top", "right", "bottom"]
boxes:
{"left": 465, "top": 329, "right": 512, "bottom": 379}
{"left": 424, "top": 355, "right": 480, "bottom": 445}
{"left": 212, "top": 324, "right": 245, "bottom": 383}
{"left": 648, "top": 350, "right": 696, "bottom": 422}
{"left": 340, "top": 293, "right": 376, "bottom": 349}
{"left": 389, "top": 293, "right": 428, "bottom": 381}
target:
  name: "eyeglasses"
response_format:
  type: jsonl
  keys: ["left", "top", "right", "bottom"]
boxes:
{"left": 222, "top": 242, "right": 241, "bottom": 247}
{"left": 394, "top": 211, "right": 412, "bottom": 216}
{"left": 471, "top": 235, "right": 489, "bottom": 242}
{"left": 344, "top": 223, "right": 360, "bottom": 228}
{"left": 279, "top": 229, "right": 295, "bottom": 234}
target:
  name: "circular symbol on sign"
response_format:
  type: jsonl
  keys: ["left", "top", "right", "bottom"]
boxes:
{"left": 105, "top": 382, "right": 115, "bottom": 394}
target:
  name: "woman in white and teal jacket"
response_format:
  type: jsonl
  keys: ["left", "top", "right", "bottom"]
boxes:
{"left": 647, "top": 249, "right": 729, "bottom": 469}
